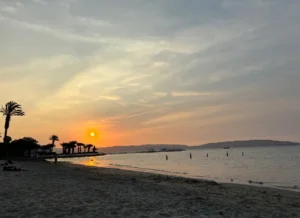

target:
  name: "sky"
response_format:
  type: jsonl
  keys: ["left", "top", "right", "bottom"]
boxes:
{"left": 0, "top": 0, "right": 299, "bottom": 146}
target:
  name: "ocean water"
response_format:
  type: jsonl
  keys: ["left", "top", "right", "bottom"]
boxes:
{"left": 54, "top": 146, "right": 300, "bottom": 191}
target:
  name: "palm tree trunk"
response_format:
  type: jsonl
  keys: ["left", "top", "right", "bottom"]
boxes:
{"left": 3, "top": 128, "right": 8, "bottom": 143}
{"left": 3, "top": 115, "right": 10, "bottom": 144}
{"left": 51, "top": 139, "right": 54, "bottom": 152}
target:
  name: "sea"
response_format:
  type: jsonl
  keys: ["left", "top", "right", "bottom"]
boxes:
{"left": 52, "top": 146, "right": 300, "bottom": 191}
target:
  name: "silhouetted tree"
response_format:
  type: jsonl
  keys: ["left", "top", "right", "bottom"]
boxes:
{"left": 4, "top": 136, "right": 12, "bottom": 143}
{"left": 41, "top": 144, "right": 53, "bottom": 151}
{"left": 0, "top": 101, "right": 25, "bottom": 144}
{"left": 77, "top": 142, "right": 84, "bottom": 153}
{"left": 61, "top": 142, "right": 68, "bottom": 154}
{"left": 49, "top": 135, "right": 59, "bottom": 152}
{"left": 11, "top": 137, "right": 40, "bottom": 157}
{"left": 68, "top": 141, "right": 77, "bottom": 154}
{"left": 23, "top": 137, "right": 39, "bottom": 157}
{"left": 86, "top": 144, "right": 93, "bottom": 153}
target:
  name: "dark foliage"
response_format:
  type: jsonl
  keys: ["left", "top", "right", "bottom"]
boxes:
{"left": 0, "top": 137, "right": 40, "bottom": 157}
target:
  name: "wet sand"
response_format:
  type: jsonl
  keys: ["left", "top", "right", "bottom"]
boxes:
{"left": 0, "top": 160, "right": 299, "bottom": 218}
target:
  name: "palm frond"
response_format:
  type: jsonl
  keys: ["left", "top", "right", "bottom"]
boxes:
{"left": 60, "top": 142, "right": 68, "bottom": 147}
{"left": 69, "top": 141, "right": 77, "bottom": 145}
{"left": 0, "top": 106, "right": 8, "bottom": 115}
{"left": 0, "top": 101, "right": 25, "bottom": 116}
{"left": 11, "top": 109, "right": 25, "bottom": 116}
{"left": 49, "top": 135, "right": 59, "bottom": 141}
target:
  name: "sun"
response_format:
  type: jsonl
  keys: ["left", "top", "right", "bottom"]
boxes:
{"left": 85, "top": 128, "right": 100, "bottom": 141}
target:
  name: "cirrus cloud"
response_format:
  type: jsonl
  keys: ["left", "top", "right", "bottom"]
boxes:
{"left": 0, "top": 0, "right": 300, "bottom": 145}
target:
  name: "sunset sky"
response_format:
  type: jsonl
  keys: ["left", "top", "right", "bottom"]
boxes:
{"left": 0, "top": 0, "right": 299, "bottom": 146}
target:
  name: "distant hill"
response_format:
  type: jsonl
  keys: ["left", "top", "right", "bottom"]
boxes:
{"left": 99, "top": 144, "right": 188, "bottom": 154}
{"left": 97, "top": 140, "right": 300, "bottom": 153}
{"left": 191, "top": 140, "right": 300, "bottom": 149}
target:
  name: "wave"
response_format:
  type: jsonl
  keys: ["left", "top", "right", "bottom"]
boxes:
{"left": 274, "top": 185, "right": 299, "bottom": 191}
{"left": 109, "top": 164, "right": 300, "bottom": 192}
{"left": 109, "top": 163, "right": 188, "bottom": 176}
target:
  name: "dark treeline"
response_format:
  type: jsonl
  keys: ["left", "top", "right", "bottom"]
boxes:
{"left": 0, "top": 101, "right": 97, "bottom": 158}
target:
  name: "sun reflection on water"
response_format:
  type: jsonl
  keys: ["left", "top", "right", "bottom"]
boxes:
{"left": 78, "top": 157, "right": 109, "bottom": 168}
{"left": 88, "top": 158, "right": 95, "bottom": 166}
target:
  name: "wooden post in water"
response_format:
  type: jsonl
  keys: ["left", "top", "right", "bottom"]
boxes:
{"left": 226, "top": 151, "right": 228, "bottom": 156}
{"left": 242, "top": 152, "right": 244, "bottom": 156}
{"left": 190, "top": 152, "right": 192, "bottom": 159}
{"left": 166, "top": 155, "right": 168, "bottom": 160}
{"left": 206, "top": 153, "right": 208, "bottom": 157}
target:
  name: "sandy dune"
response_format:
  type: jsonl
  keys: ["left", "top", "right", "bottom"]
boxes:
{"left": 0, "top": 160, "right": 299, "bottom": 218}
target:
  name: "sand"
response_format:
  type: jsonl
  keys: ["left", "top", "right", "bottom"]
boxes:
{"left": 0, "top": 160, "right": 299, "bottom": 218}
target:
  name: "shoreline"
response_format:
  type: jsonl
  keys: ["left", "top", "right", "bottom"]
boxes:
{"left": 55, "top": 158, "right": 300, "bottom": 193}
{"left": 69, "top": 161, "right": 300, "bottom": 193}
{"left": 39, "top": 152, "right": 104, "bottom": 159}
{"left": 1, "top": 160, "right": 300, "bottom": 217}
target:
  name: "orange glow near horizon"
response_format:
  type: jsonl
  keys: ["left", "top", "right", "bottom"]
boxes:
{"left": 84, "top": 127, "right": 100, "bottom": 143}
{"left": 63, "top": 121, "right": 119, "bottom": 147}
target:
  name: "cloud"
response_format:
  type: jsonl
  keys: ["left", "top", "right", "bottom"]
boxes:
{"left": 77, "top": 16, "right": 113, "bottom": 27}
{"left": 97, "top": 95, "right": 121, "bottom": 101}
{"left": 32, "top": 0, "right": 47, "bottom": 5}
{"left": 0, "top": 6, "right": 18, "bottom": 14}
{"left": 0, "top": 17, "right": 109, "bottom": 44}
{"left": 143, "top": 111, "right": 195, "bottom": 125}
{"left": 172, "top": 91, "right": 221, "bottom": 97}
{"left": 0, "top": 0, "right": 300, "bottom": 145}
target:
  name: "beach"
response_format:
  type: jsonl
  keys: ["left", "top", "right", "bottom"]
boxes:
{"left": 0, "top": 161, "right": 299, "bottom": 218}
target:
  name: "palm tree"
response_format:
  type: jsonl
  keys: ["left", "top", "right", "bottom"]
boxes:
{"left": 77, "top": 143, "right": 85, "bottom": 153}
{"left": 68, "top": 141, "right": 77, "bottom": 154}
{"left": 61, "top": 142, "right": 68, "bottom": 154}
{"left": 86, "top": 144, "right": 93, "bottom": 153}
{"left": 0, "top": 101, "right": 25, "bottom": 144}
{"left": 49, "top": 135, "right": 59, "bottom": 152}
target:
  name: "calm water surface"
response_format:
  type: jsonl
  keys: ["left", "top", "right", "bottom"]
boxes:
{"left": 55, "top": 146, "right": 300, "bottom": 191}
